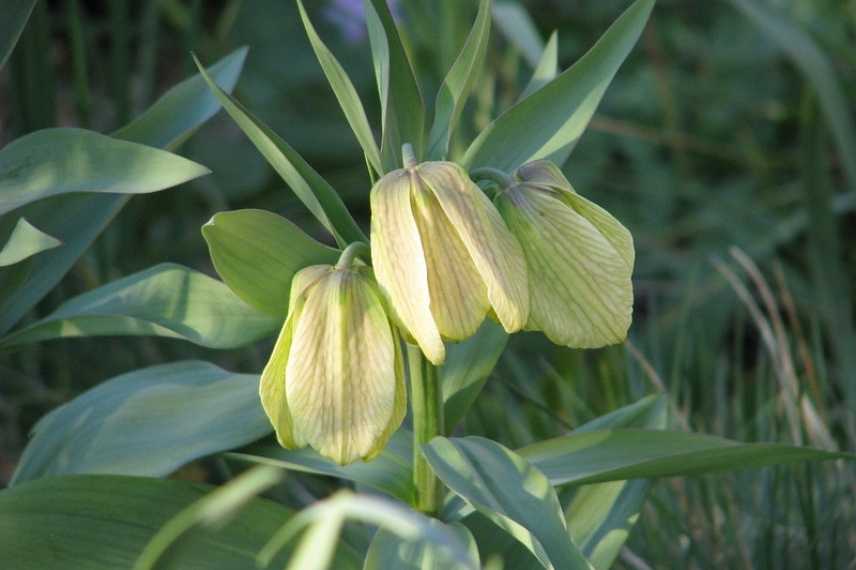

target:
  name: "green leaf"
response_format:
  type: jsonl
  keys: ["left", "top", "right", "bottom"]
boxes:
{"left": 0, "top": 48, "right": 248, "bottom": 335}
{"left": 519, "top": 31, "right": 558, "bottom": 101}
{"left": 424, "top": 436, "right": 593, "bottom": 570}
{"left": 0, "top": 128, "right": 209, "bottom": 216}
{"left": 427, "top": 0, "right": 492, "bottom": 160}
{"left": 0, "top": 263, "right": 278, "bottom": 349}
{"left": 193, "top": 54, "right": 365, "bottom": 247}
{"left": 296, "top": 1, "right": 382, "bottom": 174}
{"left": 519, "top": 429, "right": 855, "bottom": 486}
{"left": 11, "top": 361, "right": 270, "bottom": 485}
{"left": 364, "top": 0, "right": 426, "bottom": 170}
{"left": 229, "top": 429, "right": 414, "bottom": 504}
{"left": 202, "top": 208, "right": 340, "bottom": 316}
{"left": 491, "top": 1, "right": 544, "bottom": 67}
{"left": 463, "top": 0, "right": 655, "bottom": 171}
{"left": 365, "top": 520, "right": 479, "bottom": 570}
{"left": 0, "top": 475, "right": 302, "bottom": 570}
{"left": 0, "top": 217, "right": 60, "bottom": 266}
{"left": 730, "top": 0, "right": 856, "bottom": 194}
{"left": 441, "top": 320, "right": 508, "bottom": 432}
{"left": 114, "top": 47, "right": 249, "bottom": 150}
{"left": 0, "top": 0, "right": 37, "bottom": 68}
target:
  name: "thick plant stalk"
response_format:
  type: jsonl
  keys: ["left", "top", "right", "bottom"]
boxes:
{"left": 408, "top": 344, "right": 443, "bottom": 513}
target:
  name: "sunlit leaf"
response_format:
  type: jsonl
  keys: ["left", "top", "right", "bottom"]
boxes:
{"left": 0, "top": 217, "right": 60, "bottom": 267}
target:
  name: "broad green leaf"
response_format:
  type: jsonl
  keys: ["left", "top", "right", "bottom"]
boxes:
{"left": 492, "top": 1, "right": 544, "bottom": 67}
{"left": 0, "top": 217, "right": 60, "bottom": 266}
{"left": 427, "top": 0, "right": 492, "bottom": 160}
{"left": 364, "top": 0, "right": 426, "bottom": 170}
{"left": 730, "top": 0, "right": 856, "bottom": 194}
{"left": 194, "top": 54, "right": 365, "bottom": 247}
{"left": 0, "top": 49, "right": 248, "bottom": 335}
{"left": 296, "top": 1, "right": 382, "bottom": 174}
{"left": 0, "top": 263, "right": 278, "bottom": 349}
{"left": 0, "top": 475, "right": 302, "bottom": 570}
{"left": 229, "top": 429, "right": 414, "bottom": 503}
{"left": 0, "top": 128, "right": 209, "bottom": 216}
{"left": 441, "top": 320, "right": 508, "bottom": 432}
{"left": 519, "top": 31, "right": 558, "bottom": 101}
{"left": 11, "top": 361, "right": 270, "bottom": 484}
{"left": 365, "top": 520, "right": 479, "bottom": 570}
{"left": 463, "top": 0, "right": 655, "bottom": 171}
{"left": 114, "top": 47, "right": 249, "bottom": 150}
{"left": 424, "top": 436, "right": 593, "bottom": 570}
{"left": 519, "top": 429, "right": 855, "bottom": 486}
{"left": 202, "top": 209, "right": 340, "bottom": 316}
{"left": 0, "top": 0, "right": 37, "bottom": 68}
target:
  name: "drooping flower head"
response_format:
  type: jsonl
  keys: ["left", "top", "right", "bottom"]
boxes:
{"left": 370, "top": 160, "right": 529, "bottom": 365}
{"left": 494, "top": 160, "right": 634, "bottom": 348}
{"left": 259, "top": 257, "right": 405, "bottom": 465}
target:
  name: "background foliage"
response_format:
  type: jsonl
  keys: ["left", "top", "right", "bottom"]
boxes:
{"left": 1, "top": 0, "right": 855, "bottom": 567}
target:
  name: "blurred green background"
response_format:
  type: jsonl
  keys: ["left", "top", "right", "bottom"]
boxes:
{"left": 1, "top": 0, "right": 855, "bottom": 567}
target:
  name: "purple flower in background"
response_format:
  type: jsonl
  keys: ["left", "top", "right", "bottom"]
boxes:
{"left": 324, "top": 0, "right": 401, "bottom": 44}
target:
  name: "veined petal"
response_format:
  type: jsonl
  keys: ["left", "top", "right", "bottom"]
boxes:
{"left": 419, "top": 163, "right": 529, "bottom": 333}
{"left": 288, "top": 264, "right": 333, "bottom": 313}
{"left": 515, "top": 160, "right": 569, "bottom": 189}
{"left": 411, "top": 178, "right": 490, "bottom": 340}
{"left": 562, "top": 192, "right": 635, "bottom": 268}
{"left": 370, "top": 170, "right": 445, "bottom": 364}
{"left": 498, "top": 188, "right": 633, "bottom": 347}
{"left": 285, "top": 269, "right": 402, "bottom": 464}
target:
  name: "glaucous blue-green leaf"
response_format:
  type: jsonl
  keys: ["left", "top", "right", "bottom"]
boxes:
{"left": 519, "top": 31, "right": 558, "bottom": 101}
{"left": 229, "top": 429, "right": 414, "bottom": 503}
{"left": 463, "top": 0, "right": 655, "bottom": 171}
{"left": 296, "top": 0, "right": 382, "bottom": 174}
{"left": 427, "top": 0, "right": 492, "bottom": 160}
{"left": 441, "top": 320, "right": 508, "bottom": 432}
{"left": 491, "top": 1, "right": 544, "bottom": 67}
{"left": 0, "top": 217, "right": 60, "bottom": 266}
{"left": 519, "top": 429, "right": 855, "bottom": 486}
{"left": 10, "top": 361, "right": 270, "bottom": 484}
{"left": 0, "top": 128, "right": 209, "bottom": 216}
{"left": 194, "top": 54, "right": 365, "bottom": 247}
{"left": 0, "top": 49, "right": 248, "bottom": 335}
{"left": 0, "top": 0, "right": 37, "bottom": 68}
{"left": 0, "top": 475, "right": 300, "bottom": 570}
{"left": 0, "top": 263, "right": 278, "bottom": 349}
{"left": 364, "top": 0, "right": 426, "bottom": 170}
{"left": 365, "top": 519, "right": 479, "bottom": 570}
{"left": 424, "top": 436, "right": 593, "bottom": 570}
{"left": 202, "top": 208, "right": 340, "bottom": 316}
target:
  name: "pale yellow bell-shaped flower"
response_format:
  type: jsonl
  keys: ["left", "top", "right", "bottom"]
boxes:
{"left": 259, "top": 260, "right": 406, "bottom": 465}
{"left": 494, "top": 160, "right": 635, "bottom": 348}
{"left": 370, "top": 160, "right": 529, "bottom": 365}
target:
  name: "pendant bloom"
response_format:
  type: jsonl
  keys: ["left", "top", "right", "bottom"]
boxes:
{"left": 370, "top": 160, "right": 529, "bottom": 365}
{"left": 494, "top": 160, "right": 635, "bottom": 348}
{"left": 259, "top": 261, "right": 406, "bottom": 465}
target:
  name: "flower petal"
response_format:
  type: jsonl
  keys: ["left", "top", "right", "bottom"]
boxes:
{"left": 562, "top": 192, "right": 635, "bottom": 268}
{"left": 498, "top": 188, "right": 633, "bottom": 347}
{"left": 285, "top": 269, "right": 402, "bottom": 464}
{"left": 419, "top": 163, "right": 529, "bottom": 333}
{"left": 411, "top": 178, "right": 490, "bottom": 340}
{"left": 370, "top": 170, "right": 445, "bottom": 364}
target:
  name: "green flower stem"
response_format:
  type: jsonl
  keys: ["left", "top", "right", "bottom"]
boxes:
{"left": 335, "top": 241, "right": 371, "bottom": 269}
{"left": 402, "top": 143, "right": 417, "bottom": 169}
{"left": 470, "top": 166, "right": 513, "bottom": 191}
{"left": 407, "top": 344, "right": 443, "bottom": 513}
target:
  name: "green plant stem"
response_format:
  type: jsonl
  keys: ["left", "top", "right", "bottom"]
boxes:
{"left": 407, "top": 344, "right": 443, "bottom": 513}
{"left": 334, "top": 242, "right": 371, "bottom": 269}
{"left": 402, "top": 143, "right": 417, "bottom": 169}
{"left": 470, "top": 167, "right": 513, "bottom": 191}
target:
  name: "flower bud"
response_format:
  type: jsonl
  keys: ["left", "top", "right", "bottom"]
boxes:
{"left": 259, "top": 263, "right": 405, "bottom": 465}
{"left": 495, "top": 160, "right": 634, "bottom": 347}
{"left": 370, "top": 161, "right": 529, "bottom": 364}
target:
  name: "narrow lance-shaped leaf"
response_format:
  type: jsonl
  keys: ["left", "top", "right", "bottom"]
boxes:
{"left": 464, "top": 0, "right": 655, "bottom": 171}
{"left": 193, "top": 54, "right": 365, "bottom": 247}
{"left": 0, "top": 263, "right": 278, "bottom": 350}
{"left": 519, "top": 31, "right": 559, "bottom": 101}
{"left": 202, "top": 209, "right": 340, "bottom": 316}
{"left": 0, "top": 0, "right": 37, "bottom": 68}
{"left": 0, "top": 217, "right": 60, "bottom": 267}
{"left": 491, "top": 1, "right": 544, "bottom": 67}
{"left": 0, "top": 48, "right": 249, "bottom": 335}
{"left": 296, "top": 0, "right": 382, "bottom": 174}
{"left": 427, "top": 0, "right": 492, "bottom": 160}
